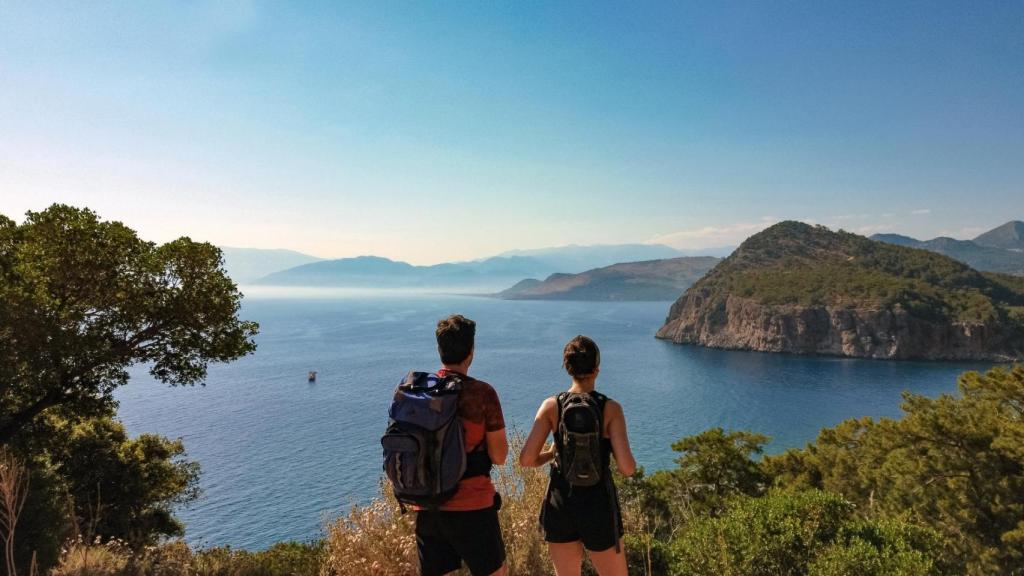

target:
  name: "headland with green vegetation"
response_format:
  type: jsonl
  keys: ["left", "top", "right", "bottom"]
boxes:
{"left": 658, "top": 221, "right": 1024, "bottom": 360}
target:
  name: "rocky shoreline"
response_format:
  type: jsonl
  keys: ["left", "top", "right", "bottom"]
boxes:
{"left": 656, "top": 293, "right": 1021, "bottom": 361}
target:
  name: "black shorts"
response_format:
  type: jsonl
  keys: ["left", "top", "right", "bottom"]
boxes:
{"left": 541, "top": 476, "right": 623, "bottom": 552}
{"left": 415, "top": 496, "right": 505, "bottom": 576}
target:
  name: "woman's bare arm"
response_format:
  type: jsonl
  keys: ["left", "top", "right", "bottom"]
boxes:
{"left": 606, "top": 400, "right": 636, "bottom": 476}
{"left": 519, "top": 397, "right": 556, "bottom": 467}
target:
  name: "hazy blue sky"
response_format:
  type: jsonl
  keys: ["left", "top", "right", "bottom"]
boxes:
{"left": 2, "top": 2, "right": 1022, "bottom": 263}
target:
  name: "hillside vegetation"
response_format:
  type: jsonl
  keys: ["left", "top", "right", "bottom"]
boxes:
{"left": 658, "top": 221, "right": 1024, "bottom": 360}
{"left": 710, "top": 222, "right": 1024, "bottom": 322}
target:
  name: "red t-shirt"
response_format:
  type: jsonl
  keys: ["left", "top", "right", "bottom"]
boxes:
{"left": 436, "top": 368, "right": 505, "bottom": 511}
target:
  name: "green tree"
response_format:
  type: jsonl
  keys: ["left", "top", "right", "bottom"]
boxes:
{"left": 0, "top": 204, "right": 258, "bottom": 443}
{"left": 49, "top": 417, "right": 200, "bottom": 547}
{"left": 766, "top": 365, "right": 1024, "bottom": 575}
{"left": 644, "top": 428, "right": 770, "bottom": 528}
{"left": 0, "top": 205, "right": 257, "bottom": 571}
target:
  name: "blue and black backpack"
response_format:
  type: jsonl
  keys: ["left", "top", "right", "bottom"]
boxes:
{"left": 381, "top": 372, "right": 490, "bottom": 510}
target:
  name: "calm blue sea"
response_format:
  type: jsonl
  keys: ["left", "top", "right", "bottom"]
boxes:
{"left": 115, "top": 294, "right": 996, "bottom": 550}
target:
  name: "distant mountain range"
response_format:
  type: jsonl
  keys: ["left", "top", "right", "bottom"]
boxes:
{"left": 974, "top": 221, "right": 1024, "bottom": 250}
{"left": 250, "top": 243, "right": 692, "bottom": 291}
{"left": 871, "top": 221, "right": 1024, "bottom": 276}
{"left": 219, "top": 247, "right": 322, "bottom": 284}
{"left": 253, "top": 255, "right": 543, "bottom": 291}
{"left": 658, "top": 221, "right": 1024, "bottom": 361}
{"left": 497, "top": 256, "right": 720, "bottom": 301}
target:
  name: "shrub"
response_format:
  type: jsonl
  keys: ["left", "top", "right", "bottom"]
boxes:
{"left": 670, "top": 489, "right": 853, "bottom": 576}
{"left": 807, "top": 520, "right": 942, "bottom": 576}
{"left": 765, "top": 365, "right": 1024, "bottom": 575}
{"left": 669, "top": 490, "right": 945, "bottom": 576}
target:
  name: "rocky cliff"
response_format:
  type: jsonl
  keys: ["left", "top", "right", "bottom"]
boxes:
{"left": 656, "top": 222, "right": 1024, "bottom": 361}
{"left": 657, "top": 294, "right": 1021, "bottom": 360}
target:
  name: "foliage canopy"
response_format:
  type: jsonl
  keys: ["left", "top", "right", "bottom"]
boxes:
{"left": 0, "top": 204, "right": 258, "bottom": 444}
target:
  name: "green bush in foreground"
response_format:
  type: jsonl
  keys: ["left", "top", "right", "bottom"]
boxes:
{"left": 765, "top": 364, "right": 1024, "bottom": 575}
{"left": 808, "top": 520, "right": 946, "bottom": 576}
{"left": 670, "top": 490, "right": 943, "bottom": 576}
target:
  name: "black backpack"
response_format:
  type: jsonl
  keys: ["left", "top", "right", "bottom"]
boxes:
{"left": 381, "top": 372, "right": 491, "bottom": 510}
{"left": 555, "top": 391, "right": 608, "bottom": 487}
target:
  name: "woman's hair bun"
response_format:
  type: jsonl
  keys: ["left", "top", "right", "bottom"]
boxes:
{"left": 563, "top": 335, "right": 600, "bottom": 378}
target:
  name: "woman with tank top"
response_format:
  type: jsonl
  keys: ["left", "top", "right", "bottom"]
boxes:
{"left": 519, "top": 335, "right": 637, "bottom": 576}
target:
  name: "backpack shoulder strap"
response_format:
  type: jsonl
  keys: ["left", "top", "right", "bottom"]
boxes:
{"left": 402, "top": 371, "right": 458, "bottom": 392}
{"left": 590, "top": 391, "right": 610, "bottom": 431}
{"left": 555, "top": 392, "right": 569, "bottom": 427}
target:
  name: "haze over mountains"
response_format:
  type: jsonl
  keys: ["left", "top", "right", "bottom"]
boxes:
{"left": 497, "top": 243, "right": 731, "bottom": 269}
{"left": 223, "top": 221, "right": 1023, "bottom": 301}
{"left": 219, "top": 247, "right": 323, "bottom": 284}
{"left": 498, "top": 256, "right": 720, "bottom": 301}
{"left": 247, "top": 243, "right": 689, "bottom": 291}
{"left": 871, "top": 221, "right": 1024, "bottom": 276}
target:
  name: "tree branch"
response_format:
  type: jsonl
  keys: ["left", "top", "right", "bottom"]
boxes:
{"left": 0, "top": 388, "right": 67, "bottom": 446}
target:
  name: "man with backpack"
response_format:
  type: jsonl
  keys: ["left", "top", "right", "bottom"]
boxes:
{"left": 382, "top": 315, "right": 509, "bottom": 576}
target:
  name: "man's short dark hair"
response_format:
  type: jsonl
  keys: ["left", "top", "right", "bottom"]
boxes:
{"left": 563, "top": 335, "right": 600, "bottom": 378}
{"left": 436, "top": 314, "right": 476, "bottom": 365}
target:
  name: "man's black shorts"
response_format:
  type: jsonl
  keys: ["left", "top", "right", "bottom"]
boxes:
{"left": 415, "top": 496, "right": 505, "bottom": 576}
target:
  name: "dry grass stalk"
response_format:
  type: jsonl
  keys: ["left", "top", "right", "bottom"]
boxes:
{"left": 492, "top": 431, "right": 555, "bottom": 576}
{"left": 0, "top": 448, "right": 30, "bottom": 576}
{"left": 321, "top": 480, "right": 417, "bottom": 576}
{"left": 50, "top": 537, "right": 131, "bottom": 576}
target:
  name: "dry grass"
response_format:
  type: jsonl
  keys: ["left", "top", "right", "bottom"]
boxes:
{"left": 48, "top": 538, "right": 324, "bottom": 576}
{"left": 50, "top": 537, "right": 130, "bottom": 576}
{"left": 491, "top": 432, "right": 554, "bottom": 576}
{"left": 320, "top": 481, "right": 417, "bottom": 576}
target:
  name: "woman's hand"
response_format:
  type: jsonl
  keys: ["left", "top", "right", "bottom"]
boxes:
{"left": 538, "top": 443, "right": 556, "bottom": 466}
